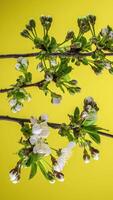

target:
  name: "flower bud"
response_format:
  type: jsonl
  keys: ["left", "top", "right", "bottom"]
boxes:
{"left": 65, "top": 30, "right": 74, "bottom": 40}
{"left": 83, "top": 149, "right": 90, "bottom": 164}
{"left": 20, "top": 29, "right": 31, "bottom": 38}
{"left": 29, "top": 19, "right": 36, "bottom": 28}
{"left": 9, "top": 164, "right": 21, "bottom": 184}
{"left": 81, "top": 111, "right": 89, "bottom": 119}
{"left": 37, "top": 62, "right": 44, "bottom": 72}
{"left": 90, "top": 147, "right": 99, "bottom": 160}
{"left": 77, "top": 16, "right": 90, "bottom": 33}
{"left": 51, "top": 95, "right": 62, "bottom": 104}
{"left": 40, "top": 15, "right": 52, "bottom": 31}
{"left": 45, "top": 72, "right": 53, "bottom": 82}
{"left": 54, "top": 171, "right": 64, "bottom": 182}
{"left": 9, "top": 99, "right": 17, "bottom": 107}
{"left": 88, "top": 15, "right": 96, "bottom": 25}
{"left": 100, "top": 27, "right": 109, "bottom": 36}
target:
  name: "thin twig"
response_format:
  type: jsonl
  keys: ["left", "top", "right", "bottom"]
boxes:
{"left": 0, "top": 80, "right": 45, "bottom": 93}
{"left": 0, "top": 115, "right": 113, "bottom": 139}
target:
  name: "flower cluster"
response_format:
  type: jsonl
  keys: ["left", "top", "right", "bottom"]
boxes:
{"left": 29, "top": 115, "right": 51, "bottom": 156}
{"left": 58, "top": 97, "right": 107, "bottom": 164}
{"left": 7, "top": 57, "right": 32, "bottom": 112}
{"left": 9, "top": 113, "right": 76, "bottom": 184}
{"left": 9, "top": 97, "right": 108, "bottom": 184}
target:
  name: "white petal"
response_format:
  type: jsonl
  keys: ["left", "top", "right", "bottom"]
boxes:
{"left": 9, "top": 99, "right": 17, "bottom": 107}
{"left": 29, "top": 135, "right": 38, "bottom": 145}
{"left": 67, "top": 141, "right": 76, "bottom": 149}
{"left": 32, "top": 124, "right": 42, "bottom": 135}
{"left": 40, "top": 114, "right": 48, "bottom": 121}
{"left": 15, "top": 104, "right": 22, "bottom": 112}
{"left": 52, "top": 97, "right": 61, "bottom": 104}
{"left": 15, "top": 63, "right": 21, "bottom": 70}
{"left": 53, "top": 164, "right": 61, "bottom": 172}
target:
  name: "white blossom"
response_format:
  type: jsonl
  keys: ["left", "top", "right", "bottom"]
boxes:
{"left": 29, "top": 135, "right": 39, "bottom": 145}
{"left": 32, "top": 123, "right": 42, "bottom": 135}
{"left": 101, "top": 27, "right": 108, "bottom": 36}
{"left": 52, "top": 96, "right": 62, "bottom": 104}
{"left": 105, "top": 62, "right": 111, "bottom": 69}
{"left": 9, "top": 99, "right": 17, "bottom": 107}
{"left": 83, "top": 155, "right": 90, "bottom": 164}
{"left": 21, "top": 58, "right": 29, "bottom": 67}
{"left": 92, "top": 152, "right": 99, "bottom": 160}
{"left": 81, "top": 111, "right": 89, "bottom": 119}
{"left": 50, "top": 60, "right": 57, "bottom": 67}
{"left": 32, "top": 121, "right": 50, "bottom": 138}
{"left": 16, "top": 57, "right": 28, "bottom": 70}
{"left": 15, "top": 63, "right": 21, "bottom": 70}
{"left": 33, "top": 141, "right": 51, "bottom": 156}
{"left": 84, "top": 158, "right": 90, "bottom": 164}
{"left": 9, "top": 171, "right": 19, "bottom": 184}
{"left": 45, "top": 74, "right": 53, "bottom": 81}
{"left": 11, "top": 107, "right": 17, "bottom": 113}
{"left": 30, "top": 116, "right": 37, "bottom": 125}
{"left": 40, "top": 114, "right": 48, "bottom": 122}
{"left": 37, "top": 62, "right": 43, "bottom": 72}
{"left": 11, "top": 104, "right": 22, "bottom": 113}
{"left": 15, "top": 104, "right": 22, "bottom": 112}
{"left": 53, "top": 142, "right": 75, "bottom": 172}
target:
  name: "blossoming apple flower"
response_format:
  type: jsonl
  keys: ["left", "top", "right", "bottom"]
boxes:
{"left": 9, "top": 98, "right": 17, "bottom": 107}
{"left": 15, "top": 57, "right": 29, "bottom": 70}
{"left": 29, "top": 115, "right": 51, "bottom": 156}
{"left": 11, "top": 104, "right": 22, "bottom": 113}
{"left": 53, "top": 141, "right": 76, "bottom": 172}
{"left": 33, "top": 139, "right": 51, "bottom": 156}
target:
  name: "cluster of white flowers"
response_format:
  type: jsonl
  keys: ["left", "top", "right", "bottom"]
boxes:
{"left": 53, "top": 141, "right": 76, "bottom": 173}
{"left": 29, "top": 115, "right": 51, "bottom": 156}
{"left": 9, "top": 90, "right": 31, "bottom": 113}
{"left": 15, "top": 57, "right": 29, "bottom": 71}
{"left": 9, "top": 99, "right": 22, "bottom": 113}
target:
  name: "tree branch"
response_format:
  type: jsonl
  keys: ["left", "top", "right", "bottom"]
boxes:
{"left": 0, "top": 51, "right": 113, "bottom": 59}
{"left": 0, "top": 115, "right": 113, "bottom": 138}
{"left": 0, "top": 80, "right": 45, "bottom": 93}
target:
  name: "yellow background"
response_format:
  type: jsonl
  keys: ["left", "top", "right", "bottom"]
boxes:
{"left": 0, "top": 0, "right": 113, "bottom": 199}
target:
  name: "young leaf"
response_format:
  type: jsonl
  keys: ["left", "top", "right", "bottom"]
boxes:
{"left": 29, "top": 162, "right": 37, "bottom": 179}
{"left": 86, "top": 130, "right": 101, "bottom": 144}
{"left": 38, "top": 161, "right": 49, "bottom": 180}
{"left": 74, "top": 107, "right": 80, "bottom": 122}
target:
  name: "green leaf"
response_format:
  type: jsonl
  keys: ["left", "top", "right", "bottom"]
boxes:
{"left": 82, "top": 119, "right": 96, "bottom": 126}
{"left": 29, "top": 162, "right": 37, "bottom": 179}
{"left": 25, "top": 72, "right": 32, "bottom": 83}
{"left": 38, "top": 161, "right": 49, "bottom": 180}
{"left": 74, "top": 107, "right": 80, "bottom": 122}
{"left": 86, "top": 130, "right": 101, "bottom": 144}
